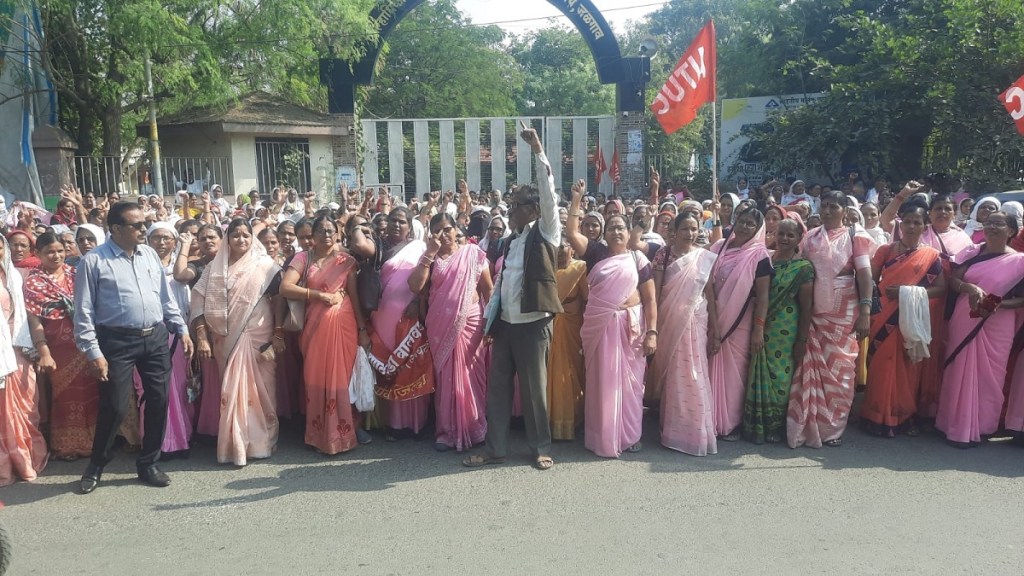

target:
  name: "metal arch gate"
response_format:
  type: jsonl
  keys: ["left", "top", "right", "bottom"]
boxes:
{"left": 360, "top": 116, "right": 616, "bottom": 200}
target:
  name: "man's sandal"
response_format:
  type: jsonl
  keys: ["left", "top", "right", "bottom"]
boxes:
{"left": 462, "top": 454, "right": 505, "bottom": 467}
{"left": 534, "top": 456, "right": 554, "bottom": 471}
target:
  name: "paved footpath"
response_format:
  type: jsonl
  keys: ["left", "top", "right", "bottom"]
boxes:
{"left": 3, "top": 417, "right": 1023, "bottom": 575}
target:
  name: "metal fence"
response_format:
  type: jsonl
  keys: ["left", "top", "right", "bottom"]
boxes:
{"left": 255, "top": 138, "right": 311, "bottom": 197}
{"left": 72, "top": 156, "right": 233, "bottom": 198}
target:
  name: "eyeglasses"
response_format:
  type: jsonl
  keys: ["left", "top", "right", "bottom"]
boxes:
{"left": 487, "top": 226, "right": 505, "bottom": 233}
{"left": 315, "top": 228, "right": 337, "bottom": 236}
{"left": 150, "top": 235, "right": 175, "bottom": 243}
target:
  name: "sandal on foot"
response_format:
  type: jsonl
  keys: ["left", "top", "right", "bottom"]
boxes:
{"left": 625, "top": 442, "right": 643, "bottom": 453}
{"left": 824, "top": 438, "right": 843, "bottom": 447}
{"left": 534, "top": 455, "right": 554, "bottom": 470}
{"left": 356, "top": 429, "right": 373, "bottom": 445}
{"left": 720, "top": 432, "right": 741, "bottom": 442}
{"left": 434, "top": 442, "right": 450, "bottom": 452}
{"left": 462, "top": 453, "right": 505, "bottom": 467}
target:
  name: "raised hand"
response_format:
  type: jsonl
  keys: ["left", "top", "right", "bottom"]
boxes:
{"left": 571, "top": 179, "right": 586, "bottom": 202}
{"left": 519, "top": 121, "right": 541, "bottom": 151}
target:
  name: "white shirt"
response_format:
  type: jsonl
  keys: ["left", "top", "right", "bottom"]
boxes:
{"left": 498, "top": 151, "right": 560, "bottom": 325}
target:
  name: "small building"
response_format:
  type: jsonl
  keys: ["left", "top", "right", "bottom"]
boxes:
{"left": 137, "top": 91, "right": 352, "bottom": 197}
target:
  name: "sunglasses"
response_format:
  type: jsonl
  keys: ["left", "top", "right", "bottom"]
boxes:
{"left": 119, "top": 222, "right": 148, "bottom": 231}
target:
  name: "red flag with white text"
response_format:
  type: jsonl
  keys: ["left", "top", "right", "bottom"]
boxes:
{"left": 650, "top": 21, "right": 717, "bottom": 135}
{"left": 594, "top": 144, "right": 606, "bottom": 186}
{"left": 610, "top": 149, "right": 621, "bottom": 184}
{"left": 1000, "top": 74, "right": 1024, "bottom": 136}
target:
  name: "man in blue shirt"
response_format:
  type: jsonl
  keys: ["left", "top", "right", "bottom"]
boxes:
{"left": 74, "top": 202, "right": 194, "bottom": 494}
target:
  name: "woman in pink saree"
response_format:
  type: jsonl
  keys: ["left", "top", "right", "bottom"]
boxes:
{"left": 408, "top": 214, "right": 493, "bottom": 452}
{"left": 281, "top": 216, "right": 371, "bottom": 455}
{"left": 937, "top": 211, "right": 1024, "bottom": 447}
{"left": 192, "top": 219, "right": 283, "bottom": 465}
{"left": 788, "top": 190, "right": 876, "bottom": 448}
{"left": 708, "top": 207, "right": 772, "bottom": 440}
{"left": 654, "top": 213, "right": 720, "bottom": 456}
{"left": 0, "top": 235, "right": 47, "bottom": 485}
{"left": 369, "top": 208, "right": 432, "bottom": 438}
{"left": 566, "top": 205, "right": 658, "bottom": 458}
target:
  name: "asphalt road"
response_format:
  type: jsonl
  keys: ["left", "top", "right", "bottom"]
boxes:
{"left": 2, "top": 416, "right": 1023, "bottom": 575}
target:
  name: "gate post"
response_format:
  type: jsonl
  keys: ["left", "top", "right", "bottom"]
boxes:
{"left": 614, "top": 111, "right": 646, "bottom": 198}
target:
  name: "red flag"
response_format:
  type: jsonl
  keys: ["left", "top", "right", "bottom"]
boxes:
{"left": 610, "top": 149, "right": 621, "bottom": 184}
{"left": 650, "top": 21, "right": 717, "bottom": 135}
{"left": 593, "top": 144, "right": 606, "bottom": 186}
{"left": 1000, "top": 74, "right": 1024, "bottom": 136}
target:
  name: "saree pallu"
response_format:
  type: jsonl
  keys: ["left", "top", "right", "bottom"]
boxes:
{"left": 547, "top": 260, "right": 587, "bottom": 441}
{"left": 297, "top": 251, "right": 361, "bottom": 455}
{"left": 44, "top": 316, "right": 97, "bottom": 457}
{"left": 371, "top": 240, "right": 431, "bottom": 434}
{"left": 936, "top": 250, "right": 1024, "bottom": 443}
{"left": 743, "top": 259, "right": 814, "bottom": 444}
{"left": 863, "top": 245, "right": 942, "bottom": 434}
{"left": 918, "top": 226, "right": 971, "bottom": 417}
{"left": 425, "top": 246, "right": 489, "bottom": 451}
{"left": 582, "top": 253, "right": 646, "bottom": 458}
{"left": 656, "top": 249, "right": 717, "bottom": 456}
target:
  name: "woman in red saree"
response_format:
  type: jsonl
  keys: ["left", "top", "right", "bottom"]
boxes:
{"left": 863, "top": 200, "right": 945, "bottom": 437}
{"left": 192, "top": 219, "right": 283, "bottom": 465}
{"left": 788, "top": 190, "right": 876, "bottom": 448}
{"left": 408, "top": 214, "right": 493, "bottom": 452}
{"left": 25, "top": 233, "right": 97, "bottom": 460}
{"left": 0, "top": 235, "right": 47, "bottom": 485}
{"left": 708, "top": 207, "right": 772, "bottom": 440}
{"left": 882, "top": 190, "right": 972, "bottom": 420}
{"left": 937, "top": 211, "right": 1024, "bottom": 447}
{"left": 281, "top": 216, "right": 371, "bottom": 455}
{"left": 369, "top": 208, "right": 433, "bottom": 439}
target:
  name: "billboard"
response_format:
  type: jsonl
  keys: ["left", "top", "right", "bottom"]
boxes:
{"left": 720, "top": 93, "right": 826, "bottom": 186}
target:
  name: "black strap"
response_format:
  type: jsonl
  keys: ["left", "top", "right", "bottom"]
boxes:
{"left": 169, "top": 334, "right": 181, "bottom": 357}
{"left": 720, "top": 296, "right": 754, "bottom": 343}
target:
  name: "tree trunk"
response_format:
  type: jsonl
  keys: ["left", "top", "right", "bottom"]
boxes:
{"left": 99, "top": 108, "right": 123, "bottom": 194}
{"left": 75, "top": 106, "right": 96, "bottom": 157}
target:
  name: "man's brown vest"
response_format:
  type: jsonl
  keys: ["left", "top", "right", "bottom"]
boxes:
{"left": 506, "top": 222, "right": 563, "bottom": 315}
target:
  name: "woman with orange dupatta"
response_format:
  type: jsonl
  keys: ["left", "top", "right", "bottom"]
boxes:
{"left": 0, "top": 235, "right": 47, "bottom": 486}
{"left": 408, "top": 213, "right": 493, "bottom": 452}
{"left": 863, "top": 199, "right": 945, "bottom": 437}
{"left": 281, "top": 215, "right": 371, "bottom": 455}
{"left": 192, "top": 219, "right": 283, "bottom": 465}
{"left": 25, "top": 233, "right": 96, "bottom": 461}
{"left": 547, "top": 241, "right": 588, "bottom": 441}
{"left": 788, "top": 190, "right": 876, "bottom": 448}
{"left": 708, "top": 207, "right": 772, "bottom": 441}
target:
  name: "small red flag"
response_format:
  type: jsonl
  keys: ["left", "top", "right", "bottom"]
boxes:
{"left": 650, "top": 21, "right": 717, "bottom": 135}
{"left": 610, "top": 149, "right": 621, "bottom": 184}
{"left": 1000, "top": 74, "right": 1024, "bottom": 136}
{"left": 594, "top": 144, "right": 606, "bottom": 186}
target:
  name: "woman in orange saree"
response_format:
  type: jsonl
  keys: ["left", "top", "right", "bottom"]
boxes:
{"left": 863, "top": 200, "right": 945, "bottom": 437}
{"left": 547, "top": 243, "right": 587, "bottom": 441}
{"left": 281, "top": 216, "right": 371, "bottom": 455}
{"left": 0, "top": 235, "right": 47, "bottom": 485}
{"left": 192, "top": 219, "right": 283, "bottom": 465}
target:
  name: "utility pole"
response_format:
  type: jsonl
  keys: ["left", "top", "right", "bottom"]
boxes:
{"left": 145, "top": 52, "right": 163, "bottom": 197}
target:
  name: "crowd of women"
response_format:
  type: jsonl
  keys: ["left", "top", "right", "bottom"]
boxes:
{"left": 1, "top": 169, "right": 1023, "bottom": 487}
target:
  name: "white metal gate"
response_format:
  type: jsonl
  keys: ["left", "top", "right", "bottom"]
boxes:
{"left": 361, "top": 116, "right": 615, "bottom": 199}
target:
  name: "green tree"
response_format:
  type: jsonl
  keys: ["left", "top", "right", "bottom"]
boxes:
{"left": 361, "top": 0, "right": 520, "bottom": 119}
{"left": 509, "top": 25, "right": 614, "bottom": 117}
{"left": 41, "top": 0, "right": 377, "bottom": 157}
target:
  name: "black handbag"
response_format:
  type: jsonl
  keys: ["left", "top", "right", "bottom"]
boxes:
{"left": 357, "top": 240, "right": 383, "bottom": 313}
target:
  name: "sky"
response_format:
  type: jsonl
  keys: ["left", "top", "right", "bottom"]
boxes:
{"left": 456, "top": 0, "right": 665, "bottom": 34}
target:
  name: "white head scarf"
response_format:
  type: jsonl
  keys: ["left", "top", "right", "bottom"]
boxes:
{"left": 1001, "top": 201, "right": 1024, "bottom": 231}
{"left": 76, "top": 223, "right": 107, "bottom": 247}
{"left": 411, "top": 218, "right": 425, "bottom": 242}
{"left": 721, "top": 192, "right": 741, "bottom": 224}
{"left": 479, "top": 215, "right": 510, "bottom": 252}
{"left": 0, "top": 235, "right": 32, "bottom": 381}
{"left": 964, "top": 197, "right": 1000, "bottom": 238}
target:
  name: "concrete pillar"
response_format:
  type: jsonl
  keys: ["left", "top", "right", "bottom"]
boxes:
{"left": 329, "top": 112, "right": 358, "bottom": 204}
{"left": 32, "top": 124, "right": 77, "bottom": 208}
{"left": 614, "top": 111, "right": 647, "bottom": 198}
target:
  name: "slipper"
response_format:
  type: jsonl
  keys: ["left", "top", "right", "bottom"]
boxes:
{"left": 824, "top": 438, "right": 843, "bottom": 447}
{"left": 534, "top": 455, "right": 554, "bottom": 470}
{"left": 434, "top": 442, "right": 451, "bottom": 452}
{"left": 462, "top": 453, "right": 505, "bottom": 468}
{"left": 625, "top": 442, "right": 643, "bottom": 453}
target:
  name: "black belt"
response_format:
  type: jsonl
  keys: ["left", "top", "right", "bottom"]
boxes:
{"left": 97, "top": 324, "right": 160, "bottom": 337}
